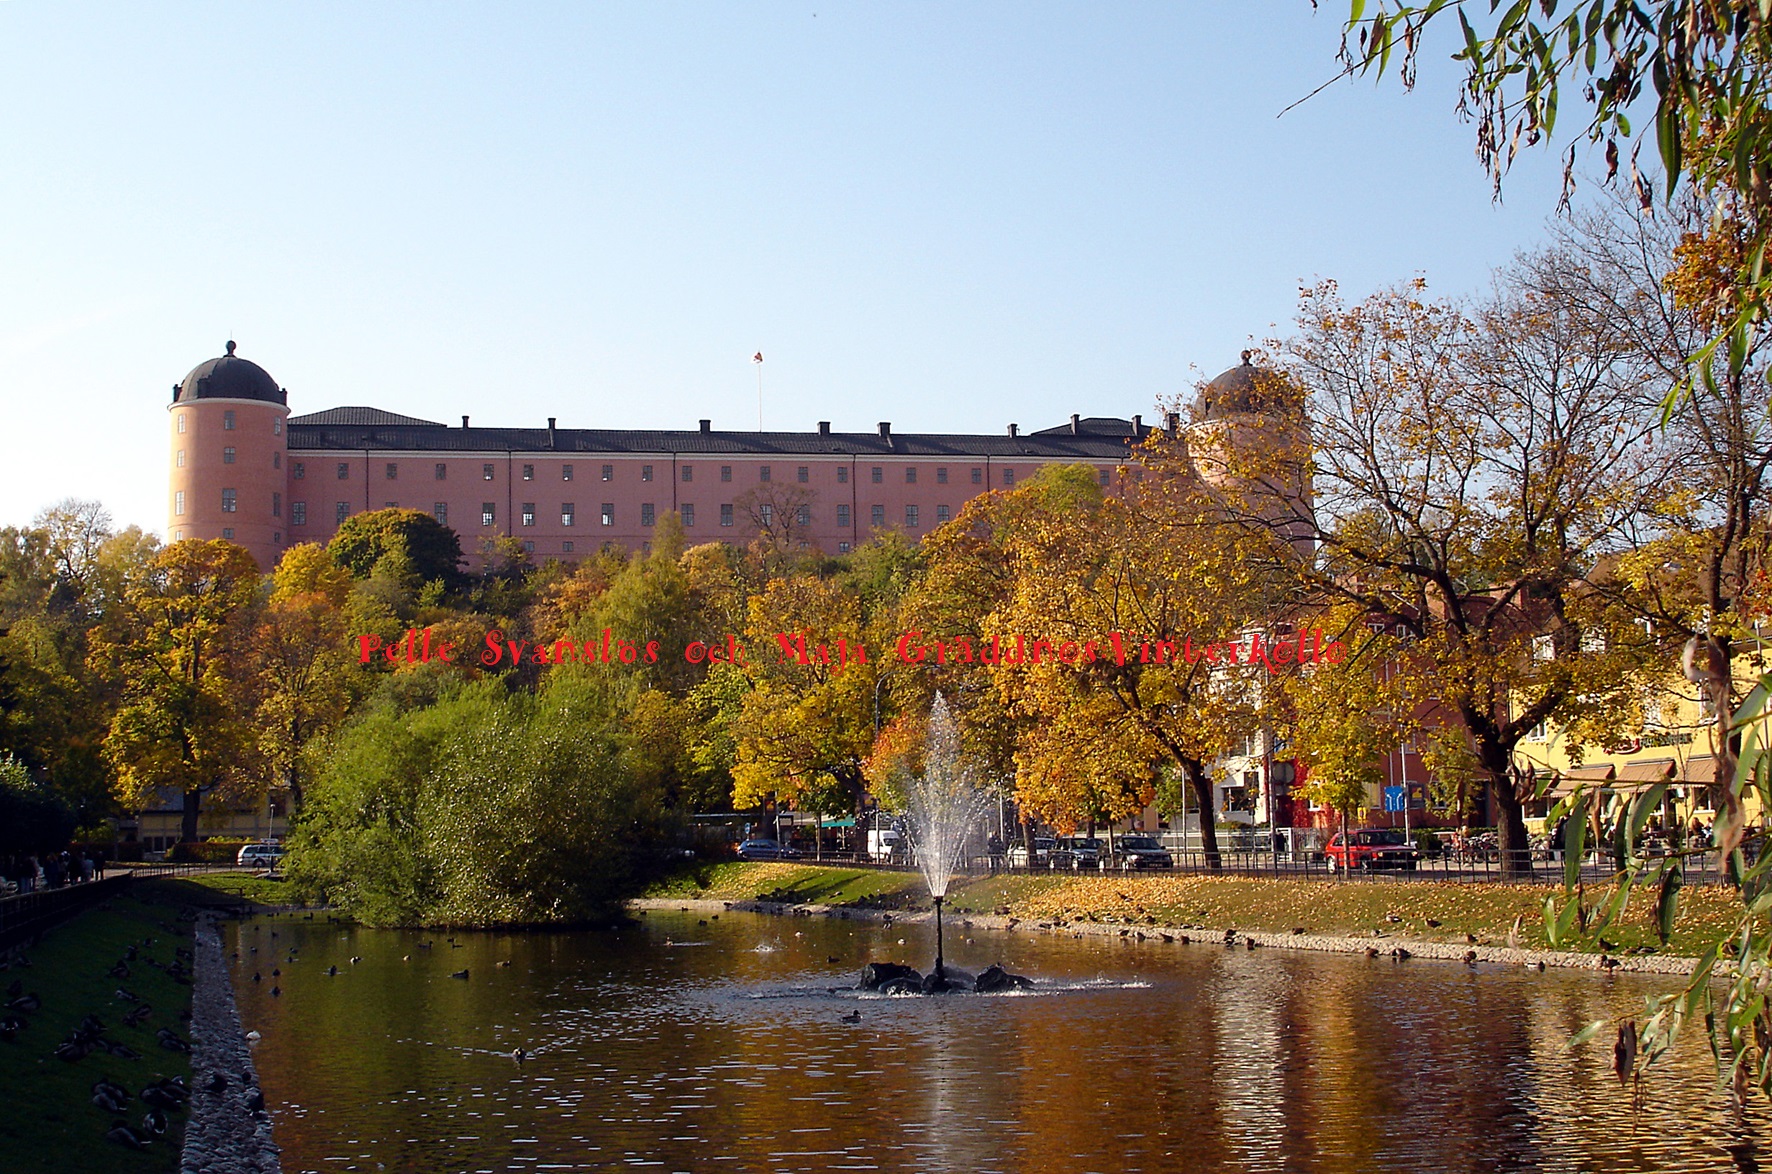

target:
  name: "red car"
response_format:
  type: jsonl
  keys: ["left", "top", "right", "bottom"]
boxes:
{"left": 1325, "top": 829, "right": 1421, "bottom": 871}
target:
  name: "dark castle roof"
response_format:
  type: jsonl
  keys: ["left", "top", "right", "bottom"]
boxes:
{"left": 287, "top": 413, "right": 1158, "bottom": 458}
{"left": 1196, "top": 353, "right": 1299, "bottom": 421}
{"left": 174, "top": 342, "right": 286, "bottom": 406}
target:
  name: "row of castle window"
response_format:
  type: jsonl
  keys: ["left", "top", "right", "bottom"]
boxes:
{"left": 258, "top": 498, "right": 954, "bottom": 531}
{"left": 175, "top": 412, "right": 282, "bottom": 435}
{"left": 283, "top": 461, "right": 1015, "bottom": 485}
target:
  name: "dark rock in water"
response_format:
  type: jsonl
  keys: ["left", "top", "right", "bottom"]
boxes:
{"left": 857, "top": 962, "right": 921, "bottom": 991}
{"left": 875, "top": 976, "right": 922, "bottom": 995}
{"left": 973, "top": 964, "right": 1033, "bottom": 993}
{"left": 919, "top": 971, "right": 970, "bottom": 995}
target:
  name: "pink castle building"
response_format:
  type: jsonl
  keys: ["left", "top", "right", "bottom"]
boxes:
{"left": 168, "top": 342, "right": 1183, "bottom": 570}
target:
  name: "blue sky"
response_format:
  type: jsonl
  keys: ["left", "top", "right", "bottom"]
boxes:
{"left": 0, "top": 3, "right": 1577, "bottom": 535}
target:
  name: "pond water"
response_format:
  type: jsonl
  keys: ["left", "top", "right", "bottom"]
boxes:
{"left": 229, "top": 908, "right": 1767, "bottom": 1174}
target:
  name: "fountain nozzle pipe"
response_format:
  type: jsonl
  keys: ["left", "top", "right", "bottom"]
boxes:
{"left": 932, "top": 895, "right": 945, "bottom": 979}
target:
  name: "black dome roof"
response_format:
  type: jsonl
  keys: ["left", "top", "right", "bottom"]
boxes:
{"left": 1196, "top": 352, "right": 1294, "bottom": 421}
{"left": 173, "top": 341, "right": 286, "bottom": 405}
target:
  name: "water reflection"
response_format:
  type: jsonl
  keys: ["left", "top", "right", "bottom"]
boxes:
{"left": 230, "top": 911, "right": 1766, "bottom": 1173}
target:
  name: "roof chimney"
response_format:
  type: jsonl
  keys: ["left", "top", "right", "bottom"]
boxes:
{"left": 1070, "top": 413, "right": 1081, "bottom": 435}
{"left": 1007, "top": 423, "right": 1019, "bottom": 437}
{"left": 461, "top": 415, "right": 470, "bottom": 429}
{"left": 699, "top": 418, "right": 711, "bottom": 433}
{"left": 878, "top": 421, "right": 891, "bottom": 438}
{"left": 1165, "top": 411, "right": 1180, "bottom": 436}
{"left": 818, "top": 421, "right": 831, "bottom": 436}
{"left": 1132, "top": 413, "right": 1143, "bottom": 432}
{"left": 547, "top": 417, "right": 557, "bottom": 449}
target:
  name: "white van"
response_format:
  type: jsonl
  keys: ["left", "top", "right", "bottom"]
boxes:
{"left": 865, "top": 828, "right": 903, "bottom": 862}
{"left": 237, "top": 843, "right": 285, "bottom": 868}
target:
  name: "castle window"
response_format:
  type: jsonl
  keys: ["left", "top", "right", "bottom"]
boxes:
{"left": 222, "top": 528, "right": 234, "bottom": 540}
{"left": 176, "top": 450, "right": 185, "bottom": 468}
{"left": 602, "top": 464, "right": 614, "bottom": 481}
{"left": 837, "top": 466, "right": 848, "bottom": 484}
{"left": 905, "top": 505, "right": 919, "bottom": 528}
{"left": 681, "top": 503, "right": 695, "bottom": 527}
{"left": 796, "top": 505, "right": 811, "bottom": 525}
{"left": 273, "top": 452, "right": 281, "bottom": 469}
{"left": 434, "top": 503, "right": 447, "bottom": 525}
{"left": 760, "top": 504, "right": 773, "bottom": 527}
{"left": 272, "top": 492, "right": 282, "bottom": 518}
{"left": 223, "top": 411, "right": 235, "bottom": 431}
{"left": 336, "top": 462, "right": 349, "bottom": 480}
{"left": 1002, "top": 468, "right": 1016, "bottom": 486}
{"left": 221, "top": 489, "right": 237, "bottom": 513}
{"left": 384, "top": 501, "right": 397, "bottom": 509}
{"left": 435, "top": 463, "right": 447, "bottom": 480}
{"left": 273, "top": 531, "right": 281, "bottom": 544}
{"left": 562, "top": 464, "right": 573, "bottom": 481}
{"left": 481, "top": 503, "right": 496, "bottom": 526}
{"left": 721, "top": 504, "right": 734, "bottom": 527}
{"left": 601, "top": 504, "right": 615, "bottom": 526}
{"left": 522, "top": 464, "right": 535, "bottom": 481}
{"left": 1099, "top": 469, "right": 1111, "bottom": 486}
{"left": 682, "top": 465, "right": 693, "bottom": 482}
{"left": 905, "top": 467, "right": 917, "bottom": 484}
{"left": 562, "top": 541, "right": 574, "bottom": 553}
{"left": 177, "top": 415, "right": 187, "bottom": 434}
{"left": 483, "top": 463, "right": 495, "bottom": 481}
{"left": 797, "top": 466, "right": 809, "bottom": 483}
{"left": 936, "top": 467, "right": 947, "bottom": 484}
{"left": 759, "top": 466, "right": 771, "bottom": 483}
{"left": 335, "top": 502, "right": 349, "bottom": 523}
{"left": 292, "top": 502, "right": 306, "bottom": 526}
{"left": 641, "top": 503, "right": 655, "bottom": 527}
{"left": 642, "top": 465, "right": 654, "bottom": 482}
{"left": 838, "top": 541, "right": 851, "bottom": 553}
{"left": 386, "top": 463, "right": 398, "bottom": 480}
{"left": 721, "top": 466, "right": 732, "bottom": 482}
{"left": 871, "top": 504, "right": 885, "bottom": 527}
{"left": 871, "top": 467, "right": 883, "bottom": 484}
{"left": 522, "top": 503, "right": 535, "bottom": 527}
{"left": 837, "top": 505, "right": 850, "bottom": 527}
{"left": 273, "top": 419, "right": 282, "bottom": 436}
{"left": 562, "top": 503, "right": 575, "bottom": 527}
{"left": 971, "top": 468, "right": 982, "bottom": 484}
{"left": 523, "top": 540, "right": 535, "bottom": 553}
{"left": 292, "top": 462, "right": 305, "bottom": 479}
{"left": 223, "top": 447, "right": 235, "bottom": 464}
{"left": 936, "top": 504, "right": 950, "bottom": 523}
{"left": 173, "top": 490, "right": 185, "bottom": 516}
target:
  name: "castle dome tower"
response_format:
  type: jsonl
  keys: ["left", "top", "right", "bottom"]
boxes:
{"left": 167, "top": 341, "right": 290, "bottom": 570}
{"left": 1187, "top": 352, "right": 1315, "bottom": 561}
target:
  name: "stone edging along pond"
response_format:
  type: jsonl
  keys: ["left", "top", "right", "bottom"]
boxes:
{"left": 182, "top": 913, "right": 281, "bottom": 1174}
{"left": 629, "top": 897, "right": 1707, "bottom": 978}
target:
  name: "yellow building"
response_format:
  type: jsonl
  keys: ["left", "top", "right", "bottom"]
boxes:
{"left": 1513, "top": 647, "right": 1768, "bottom": 835}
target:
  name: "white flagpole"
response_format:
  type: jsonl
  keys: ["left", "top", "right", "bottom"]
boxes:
{"left": 754, "top": 352, "right": 764, "bottom": 430}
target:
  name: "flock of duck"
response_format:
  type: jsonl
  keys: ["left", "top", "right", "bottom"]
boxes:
{"left": 0, "top": 904, "right": 270, "bottom": 1153}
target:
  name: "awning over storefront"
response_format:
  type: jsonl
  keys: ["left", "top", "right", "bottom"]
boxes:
{"left": 1549, "top": 764, "right": 1615, "bottom": 798}
{"left": 1613, "top": 759, "right": 1676, "bottom": 791}
{"left": 1681, "top": 756, "right": 1718, "bottom": 785}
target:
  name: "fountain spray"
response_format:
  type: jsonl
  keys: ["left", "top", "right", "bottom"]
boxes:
{"left": 904, "top": 694, "right": 993, "bottom": 982}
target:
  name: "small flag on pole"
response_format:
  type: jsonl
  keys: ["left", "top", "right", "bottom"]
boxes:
{"left": 753, "top": 352, "right": 763, "bottom": 363}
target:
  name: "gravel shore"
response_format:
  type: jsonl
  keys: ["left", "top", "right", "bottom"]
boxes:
{"left": 180, "top": 914, "right": 280, "bottom": 1174}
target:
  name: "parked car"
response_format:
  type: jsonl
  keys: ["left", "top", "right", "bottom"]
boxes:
{"left": 1325, "top": 828, "right": 1421, "bottom": 871}
{"left": 1112, "top": 834, "right": 1174, "bottom": 870}
{"left": 735, "top": 839, "right": 802, "bottom": 861}
{"left": 1062, "top": 837, "right": 1103, "bottom": 869}
{"left": 1006, "top": 837, "right": 1057, "bottom": 868}
{"left": 236, "top": 842, "right": 285, "bottom": 868}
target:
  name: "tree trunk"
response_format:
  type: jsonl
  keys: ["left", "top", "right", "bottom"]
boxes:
{"left": 1484, "top": 767, "right": 1531, "bottom": 880}
{"left": 1186, "top": 760, "right": 1221, "bottom": 869}
{"left": 181, "top": 788, "right": 201, "bottom": 845}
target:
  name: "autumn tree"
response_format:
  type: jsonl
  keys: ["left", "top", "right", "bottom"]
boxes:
{"left": 91, "top": 540, "right": 265, "bottom": 843}
{"left": 328, "top": 507, "right": 464, "bottom": 586}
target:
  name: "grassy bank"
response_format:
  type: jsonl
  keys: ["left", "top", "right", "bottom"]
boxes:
{"left": 0, "top": 880, "right": 224, "bottom": 1174}
{"left": 647, "top": 862, "right": 1744, "bottom": 957}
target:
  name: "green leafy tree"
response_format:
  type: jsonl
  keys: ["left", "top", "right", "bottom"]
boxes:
{"left": 328, "top": 508, "right": 464, "bottom": 586}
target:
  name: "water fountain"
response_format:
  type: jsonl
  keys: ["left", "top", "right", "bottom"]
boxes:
{"left": 859, "top": 695, "right": 1030, "bottom": 994}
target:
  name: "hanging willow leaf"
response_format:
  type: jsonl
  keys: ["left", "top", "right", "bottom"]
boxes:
{"left": 1568, "top": 1018, "right": 1609, "bottom": 1050}
{"left": 1656, "top": 861, "right": 1682, "bottom": 946}
{"left": 1614, "top": 1020, "right": 1639, "bottom": 1084}
{"left": 1564, "top": 790, "right": 1587, "bottom": 890}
